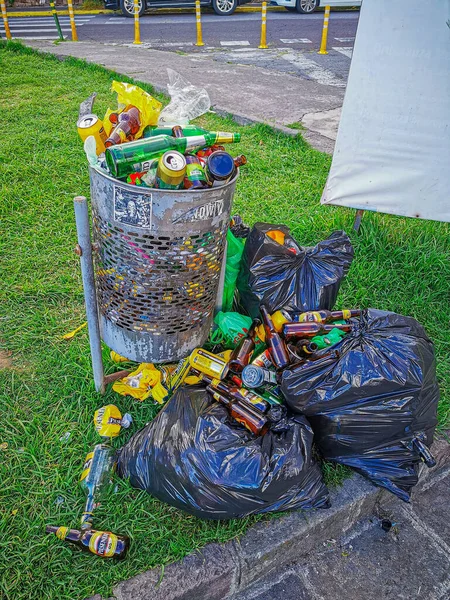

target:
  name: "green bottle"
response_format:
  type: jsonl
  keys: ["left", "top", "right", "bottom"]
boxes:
{"left": 79, "top": 444, "right": 117, "bottom": 530}
{"left": 105, "top": 132, "right": 241, "bottom": 179}
{"left": 143, "top": 125, "right": 208, "bottom": 138}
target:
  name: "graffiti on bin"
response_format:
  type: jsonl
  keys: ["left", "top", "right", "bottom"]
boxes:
{"left": 173, "top": 198, "right": 224, "bottom": 224}
{"left": 114, "top": 185, "right": 153, "bottom": 229}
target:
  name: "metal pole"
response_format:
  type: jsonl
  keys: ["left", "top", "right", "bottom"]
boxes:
{"left": 67, "top": 0, "right": 78, "bottom": 41}
{"left": 258, "top": 1, "right": 268, "bottom": 49}
{"left": 73, "top": 196, "right": 105, "bottom": 394}
{"left": 353, "top": 209, "right": 364, "bottom": 233}
{"left": 318, "top": 5, "right": 330, "bottom": 55}
{"left": 195, "top": 0, "right": 204, "bottom": 47}
{"left": 134, "top": 0, "right": 141, "bottom": 44}
{"left": 0, "top": 0, "right": 12, "bottom": 40}
{"left": 49, "top": 0, "right": 64, "bottom": 41}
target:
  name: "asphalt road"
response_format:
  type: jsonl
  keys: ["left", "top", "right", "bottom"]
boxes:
{"left": 2, "top": 10, "right": 358, "bottom": 86}
{"left": 1, "top": 10, "right": 359, "bottom": 49}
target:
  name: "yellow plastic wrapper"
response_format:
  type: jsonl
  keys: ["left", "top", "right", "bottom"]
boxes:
{"left": 103, "top": 81, "right": 162, "bottom": 137}
{"left": 112, "top": 358, "right": 190, "bottom": 404}
{"left": 110, "top": 351, "right": 130, "bottom": 363}
{"left": 113, "top": 363, "right": 164, "bottom": 402}
{"left": 62, "top": 321, "right": 87, "bottom": 340}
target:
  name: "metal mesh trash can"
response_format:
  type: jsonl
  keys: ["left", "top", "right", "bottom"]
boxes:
{"left": 89, "top": 166, "right": 237, "bottom": 363}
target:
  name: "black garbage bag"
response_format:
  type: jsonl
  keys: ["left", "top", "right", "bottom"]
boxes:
{"left": 281, "top": 309, "right": 440, "bottom": 502}
{"left": 117, "top": 386, "right": 329, "bottom": 519}
{"left": 236, "top": 225, "right": 354, "bottom": 319}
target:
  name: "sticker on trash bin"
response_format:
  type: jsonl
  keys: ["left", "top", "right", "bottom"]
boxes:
{"left": 114, "top": 186, "right": 152, "bottom": 229}
{"left": 173, "top": 198, "right": 224, "bottom": 224}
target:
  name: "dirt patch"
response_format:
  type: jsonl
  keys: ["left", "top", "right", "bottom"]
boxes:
{"left": 0, "top": 350, "right": 13, "bottom": 369}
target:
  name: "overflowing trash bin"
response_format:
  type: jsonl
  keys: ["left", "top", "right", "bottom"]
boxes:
{"left": 45, "top": 74, "right": 440, "bottom": 559}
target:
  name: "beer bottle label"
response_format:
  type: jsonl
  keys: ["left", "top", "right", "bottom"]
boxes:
{"left": 215, "top": 133, "right": 238, "bottom": 143}
{"left": 299, "top": 312, "right": 322, "bottom": 323}
{"left": 88, "top": 531, "right": 118, "bottom": 557}
{"left": 56, "top": 526, "right": 69, "bottom": 540}
{"left": 186, "top": 163, "right": 207, "bottom": 182}
{"left": 80, "top": 452, "right": 94, "bottom": 481}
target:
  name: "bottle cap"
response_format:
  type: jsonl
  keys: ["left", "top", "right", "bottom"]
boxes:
{"left": 121, "top": 413, "right": 133, "bottom": 429}
{"left": 241, "top": 365, "right": 265, "bottom": 389}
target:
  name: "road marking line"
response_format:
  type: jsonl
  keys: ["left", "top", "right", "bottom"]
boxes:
{"left": 6, "top": 16, "right": 93, "bottom": 20}
{"left": 280, "top": 38, "right": 312, "bottom": 43}
{"left": 334, "top": 36, "right": 354, "bottom": 42}
{"left": 332, "top": 46, "right": 353, "bottom": 58}
{"left": 280, "top": 50, "right": 346, "bottom": 87}
{"left": 2, "top": 23, "right": 78, "bottom": 28}
{"left": 4, "top": 34, "right": 68, "bottom": 39}
{"left": 1, "top": 29, "right": 72, "bottom": 33}
{"left": 145, "top": 41, "right": 194, "bottom": 46}
{"left": 220, "top": 40, "right": 250, "bottom": 46}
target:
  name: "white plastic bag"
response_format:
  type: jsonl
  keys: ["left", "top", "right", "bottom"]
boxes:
{"left": 158, "top": 69, "right": 211, "bottom": 126}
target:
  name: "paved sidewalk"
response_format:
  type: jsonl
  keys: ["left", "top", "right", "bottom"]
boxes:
{"left": 24, "top": 40, "right": 343, "bottom": 153}
{"left": 237, "top": 464, "right": 450, "bottom": 600}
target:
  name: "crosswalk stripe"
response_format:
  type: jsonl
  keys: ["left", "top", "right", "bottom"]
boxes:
{"left": 280, "top": 38, "right": 312, "bottom": 43}
{"left": 334, "top": 37, "right": 354, "bottom": 42}
{"left": 6, "top": 17, "right": 93, "bottom": 21}
{"left": 2, "top": 34, "right": 68, "bottom": 39}
{"left": 1, "top": 29, "right": 72, "bottom": 33}
{"left": 332, "top": 46, "right": 353, "bottom": 58}
{"left": 220, "top": 40, "right": 250, "bottom": 46}
{"left": 280, "top": 50, "right": 346, "bottom": 87}
{"left": 2, "top": 24, "right": 75, "bottom": 28}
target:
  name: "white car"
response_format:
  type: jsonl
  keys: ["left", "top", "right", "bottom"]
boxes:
{"left": 270, "top": 0, "right": 361, "bottom": 15}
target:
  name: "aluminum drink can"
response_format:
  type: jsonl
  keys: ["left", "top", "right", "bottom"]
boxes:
{"left": 77, "top": 114, "right": 107, "bottom": 155}
{"left": 155, "top": 151, "right": 186, "bottom": 189}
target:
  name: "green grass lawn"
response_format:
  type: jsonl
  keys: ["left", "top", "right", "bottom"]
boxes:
{"left": 1, "top": 41, "right": 449, "bottom": 600}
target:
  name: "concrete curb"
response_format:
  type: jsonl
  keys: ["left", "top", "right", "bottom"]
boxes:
{"left": 88, "top": 434, "right": 449, "bottom": 600}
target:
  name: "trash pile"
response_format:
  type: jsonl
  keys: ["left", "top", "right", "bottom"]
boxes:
{"left": 77, "top": 75, "right": 244, "bottom": 189}
{"left": 46, "top": 76, "right": 440, "bottom": 559}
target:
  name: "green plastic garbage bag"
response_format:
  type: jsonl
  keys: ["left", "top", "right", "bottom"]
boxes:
{"left": 214, "top": 311, "right": 253, "bottom": 349}
{"left": 223, "top": 229, "right": 245, "bottom": 313}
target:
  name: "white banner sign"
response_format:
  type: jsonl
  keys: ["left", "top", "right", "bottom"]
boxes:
{"left": 321, "top": 0, "right": 450, "bottom": 222}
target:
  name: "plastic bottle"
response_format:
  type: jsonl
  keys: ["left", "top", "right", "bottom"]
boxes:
{"left": 105, "top": 105, "right": 141, "bottom": 147}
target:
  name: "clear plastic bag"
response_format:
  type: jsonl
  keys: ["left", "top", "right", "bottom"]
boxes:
{"left": 158, "top": 69, "right": 211, "bottom": 126}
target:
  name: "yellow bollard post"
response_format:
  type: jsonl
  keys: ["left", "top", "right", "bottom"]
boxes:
{"left": 195, "top": 0, "right": 204, "bottom": 47}
{"left": 0, "top": 0, "right": 12, "bottom": 40}
{"left": 258, "top": 1, "right": 268, "bottom": 49}
{"left": 67, "top": 0, "right": 78, "bottom": 42}
{"left": 134, "top": 0, "right": 141, "bottom": 45}
{"left": 318, "top": 4, "right": 330, "bottom": 55}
